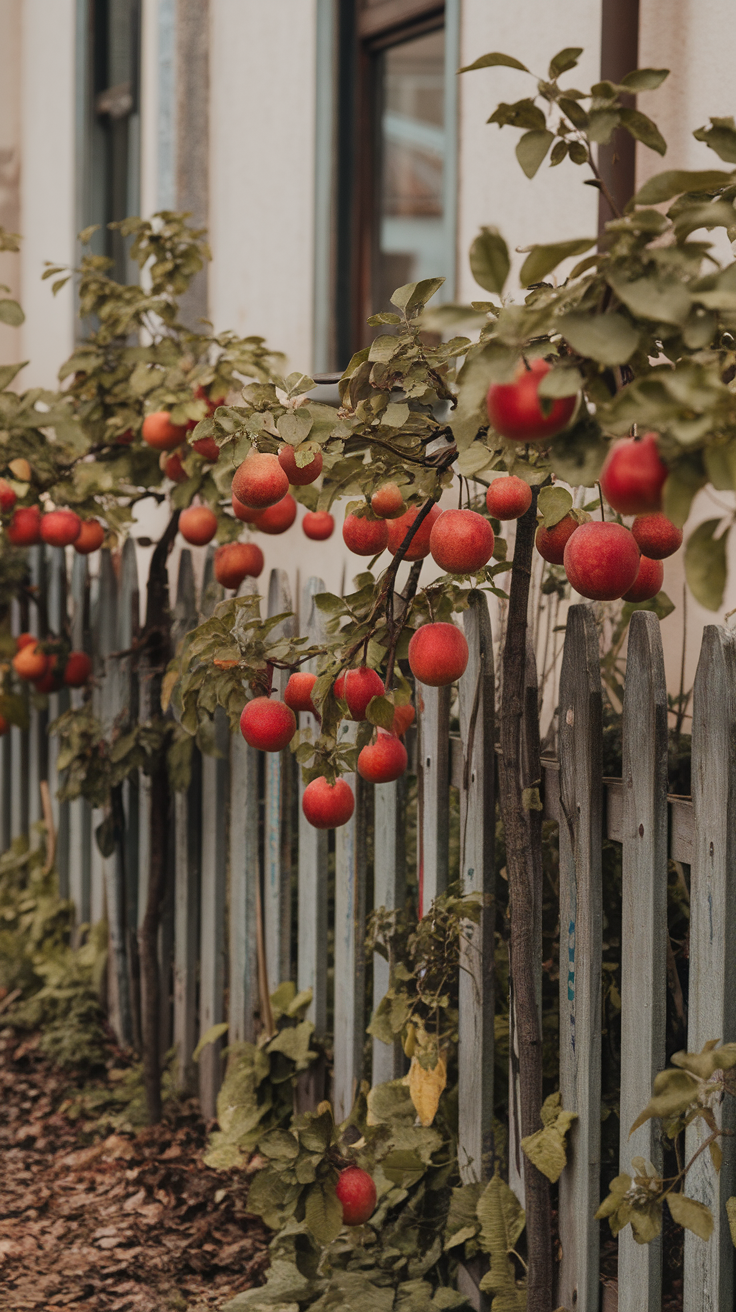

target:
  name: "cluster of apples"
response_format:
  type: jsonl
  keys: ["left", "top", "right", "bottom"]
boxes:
{"left": 5, "top": 501, "right": 106, "bottom": 556}
{"left": 483, "top": 360, "right": 681, "bottom": 603}
{"left": 11, "top": 632, "right": 91, "bottom": 696}
{"left": 343, "top": 485, "right": 497, "bottom": 575}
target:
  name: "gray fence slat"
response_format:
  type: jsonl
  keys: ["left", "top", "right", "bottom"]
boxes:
{"left": 229, "top": 731, "right": 259, "bottom": 1043}
{"left": 27, "top": 545, "right": 45, "bottom": 841}
{"left": 333, "top": 723, "right": 367, "bottom": 1123}
{"left": 417, "top": 682, "right": 450, "bottom": 915}
{"left": 0, "top": 732, "right": 10, "bottom": 852}
{"left": 618, "top": 612, "right": 668, "bottom": 1312}
{"left": 372, "top": 776, "right": 406, "bottom": 1085}
{"left": 68, "top": 554, "right": 91, "bottom": 926}
{"left": 88, "top": 566, "right": 105, "bottom": 924}
{"left": 457, "top": 591, "right": 495, "bottom": 1185}
{"left": 172, "top": 550, "right": 202, "bottom": 1089}
{"left": 10, "top": 598, "right": 28, "bottom": 842}
{"left": 684, "top": 626, "right": 736, "bottom": 1311}
{"left": 197, "top": 549, "right": 228, "bottom": 1119}
{"left": 297, "top": 577, "right": 328, "bottom": 1035}
{"left": 264, "top": 568, "right": 295, "bottom": 993}
{"left": 557, "top": 604, "right": 603, "bottom": 1312}
{"left": 46, "top": 547, "right": 69, "bottom": 895}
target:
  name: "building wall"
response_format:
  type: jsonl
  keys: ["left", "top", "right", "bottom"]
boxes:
{"left": 0, "top": 0, "right": 22, "bottom": 369}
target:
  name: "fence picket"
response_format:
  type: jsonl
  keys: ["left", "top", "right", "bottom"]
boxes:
{"left": 333, "top": 728, "right": 367, "bottom": 1123}
{"left": 417, "top": 683, "right": 450, "bottom": 915}
{"left": 372, "top": 775, "right": 406, "bottom": 1085}
{"left": 264, "top": 569, "right": 295, "bottom": 992}
{"left": 198, "top": 552, "right": 228, "bottom": 1119}
{"left": 172, "top": 550, "right": 201, "bottom": 1089}
{"left": 88, "top": 565, "right": 105, "bottom": 924}
{"left": 67, "top": 553, "right": 92, "bottom": 927}
{"left": 557, "top": 604, "right": 603, "bottom": 1312}
{"left": 684, "top": 625, "right": 736, "bottom": 1312}
{"left": 457, "top": 591, "right": 495, "bottom": 1186}
{"left": 9, "top": 598, "right": 27, "bottom": 842}
{"left": 47, "top": 547, "right": 69, "bottom": 896}
{"left": 618, "top": 611, "right": 668, "bottom": 1312}
{"left": 297, "top": 577, "right": 328, "bottom": 1040}
{"left": 28, "top": 545, "right": 45, "bottom": 839}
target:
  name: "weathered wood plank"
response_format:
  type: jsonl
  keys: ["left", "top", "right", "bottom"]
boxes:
{"left": 264, "top": 569, "right": 295, "bottom": 993}
{"left": 544, "top": 761, "right": 694, "bottom": 865}
{"left": 88, "top": 566, "right": 105, "bottom": 925}
{"left": 171, "top": 550, "right": 201, "bottom": 1090}
{"left": 68, "top": 554, "right": 91, "bottom": 926}
{"left": 228, "top": 576, "right": 260, "bottom": 1046}
{"left": 297, "top": 577, "right": 328, "bottom": 1037}
{"left": 372, "top": 775, "right": 406, "bottom": 1085}
{"left": 9, "top": 598, "right": 28, "bottom": 843}
{"left": 333, "top": 729, "right": 367, "bottom": 1123}
{"left": 457, "top": 591, "right": 495, "bottom": 1186}
{"left": 46, "top": 546, "right": 69, "bottom": 896}
{"left": 557, "top": 604, "right": 603, "bottom": 1312}
{"left": 618, "top": 611, "right": 668, "bottom": 1312}
{"left": 198, "top": 552, "right": 228, "bottom": 1118}
{"left": 27, "top": 545, "right": 45, "bottom": 841}
{"left": 416, "top": 682, "right": 450, "bottom": 916}
{"left": 684, "top": 626, "right": 736, "bottom": 1311}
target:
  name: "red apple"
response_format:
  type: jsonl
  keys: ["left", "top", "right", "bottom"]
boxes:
{"left": 13, "top": 643, "right": 48, "bottom": 681}
{"left": 278, "top": 444, "right": 323, "bottom": 485}
{"left": 192, "top": 436, "right": 220, "bottom": 461}
{"left": 302, "top": 511, "right": 334, "bottom": 541}
{"left": 74, "top": 519, "right": 105, "bottom": 554}
{"left": 194, "top": 385, "right": 225, "bottom": 415}
{"left": 302, "top": 776, "right": 355, "bottom": 829}
{"left": 257, "top": 494, "right": 297, "bottom": 534}
{"left": 485, "top": 476, "right": 532, "bottom": 521}
{"left": 116, "top": 428, "right": 135, "bottom": 445}
{"left": 408, "top": 623, "right": 469, "bottom": 687}
{"left": 335, "top": 667, "right": 385, "bottom": 721}
{"left": 240, "top": 697, "right": 296, "bottom": 752}
{"left": 284, "top": 671, "right": 317, "bottom": 715}
{"left": 16, "top": 633, "right": 36, "bottom": 651}
{"left": 142, "top": 411, "right": 186, "bottom": 451}
{"left": 335, "top": 1167, "right": 377, "bottom": 1226}
{"left": 64, "top": 651, "right": 92, "bottom": 688}
{"left": 214, "top": 542, "right": 264, "bottom": 588}
{"left": 429, "top": 509, "right": 494, "bottom": 573}
{"left": 563, "top": 521, "right": 640, "bottom": 600}
{"left": 232, "top": 452, "right": 289, "bottom": 509}
{"left": 623, "top": 555, "right": 664, "bottom": 603}
{"left": 0, "top": 715, "right": 9, "bottom": 735}
{"left": 600, "top": 433, "right": 668, "bottom": 516}
{"left": 387, "top": 503, "right": 442, "bottom": 561}
{"left": 35, "top": 655, "right": 63, "bottom": 694}
{"left": 371, "top": 483, "right": 406, "bottom": 520}
{"left": 358, "top": 732, "right": 408, "bottom": 783}
{"left": 486, "top": 359, "right": 576, "bottom": 443}
{"left": 41, "top": 509, "right": 82, "bottom": 547}
{"left": 0, "top": 478, "right": 17, "bottom": 513}
{"left": 180, "top": 505, "right": 218, "bottom": 546}
{"left": 535, "top": 513, "right": 580, "bottom": 565}
{"left": 232, "top": 492, "right": 263, "bottom": 524}
{"left": 162, "top": 449, "right": 188, "bottom": 483}
{"left": 7, "top": 506, "right": 42, "bottom": 546}
{"left": 391, "top": 703, "right": 415, "bottom": 737}
{"left": 343, "top": 513, "right": 389, "bottom": 557}
{"left": 631, "top": 513, "right": 683, "bottom": 560}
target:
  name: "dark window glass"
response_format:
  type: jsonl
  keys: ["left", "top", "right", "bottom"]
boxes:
{"left": 85, "top": 0, "right": 141, "bottom": 283}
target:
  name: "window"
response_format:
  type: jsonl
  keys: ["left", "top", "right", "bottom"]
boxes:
{"left": 79, "top": 0, "right": 141, "bottom": 284}
{"left": 313, "top": 0, "right": 457, "bottom": 373}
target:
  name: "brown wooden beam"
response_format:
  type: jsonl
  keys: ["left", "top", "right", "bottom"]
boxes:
{"left": 598, "top": 0, "right": 640, "bottom": 227}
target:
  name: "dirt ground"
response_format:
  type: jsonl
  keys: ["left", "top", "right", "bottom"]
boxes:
{"left": 0, "top": 1029, "right": 269, "bottom": 1311}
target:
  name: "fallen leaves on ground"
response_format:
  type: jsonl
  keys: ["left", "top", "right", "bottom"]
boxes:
{"left": 0, "top": 1028, "right": 269, "bottom": 1310}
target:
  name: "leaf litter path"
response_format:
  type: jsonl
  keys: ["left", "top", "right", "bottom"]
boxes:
{"left": 0, "top": 1030, "right": 269, "bottom": 1311}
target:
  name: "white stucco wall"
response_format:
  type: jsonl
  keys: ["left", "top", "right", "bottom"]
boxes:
{"left": 0, "top": 0, "right": 22, "bottom": 370}
{"left": 457, "top": 1, "right": 602, "bottom": 302}
{"left": 18, "top": 0, "right": 76, "bottom": 388}
{"left": 208, "top": 0, "right": 318, "bottom": 372}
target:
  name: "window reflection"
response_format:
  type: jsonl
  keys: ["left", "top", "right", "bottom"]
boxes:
{"left": 374, "top": 28, "right": 447, "bottom": 314}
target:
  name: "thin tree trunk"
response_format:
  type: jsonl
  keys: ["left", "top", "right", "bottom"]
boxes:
{"left": 137, "top": 510, "right": 179, "bottom": 1123}
{"left": 497, "top": 489, "right": 552, "bottom": 1312}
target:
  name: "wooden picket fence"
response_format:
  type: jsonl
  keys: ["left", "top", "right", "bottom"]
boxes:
{"left": 3, "top": 541, "right": 736, "bottom": 1312}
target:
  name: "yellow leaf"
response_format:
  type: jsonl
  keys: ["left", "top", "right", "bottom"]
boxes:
{"left": 161, "top": 666, "right": 179, "bottom": 713}
{"left": 521, "top": 1091, "right": 577, "bottom": 1183}
{"left": 726, "top": 1196, "right": 736, "bottom": 1248}
{"left": 407, "top": 1052, "right": 446, "bottom": 1126}
{"left": 8, "top": 457, "right": 31, "bottom": 481}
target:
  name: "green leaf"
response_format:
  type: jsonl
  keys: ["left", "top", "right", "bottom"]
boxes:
{"left": 663, "top": 462, "right": 706, "bottom": 528}
{"left": 620, "top": 67, "right": 669, "bottom": 92}
{"left": 192, "top": 1021, "right": 228, "bottom": 1061}
{"left": 305, "top": 1180, "right": 343, "bottom": 1243}
{"left": 476, "top": 1172, "right": 526, "bottom": 1307}
{"left": 727, "top": 1196, "right": 736, "bottom": 1248}
{"left": 667, "top": 1193, "right": 713, "bottom": 1242}
{"left": 366, "top": 695, "right": 396, "bottom": 731}
{"left": 619, "top": 108, "right": 667, "bottom": 156}
{"left": 0, "top": 299, "right": 24, "bottom": 327}
{"left": 469, "top": 227, "right": 510, "bottom": 295}
{"left": 521, "top": 1092, "right": 577, "bottom": 1183}
{"left": 549, "top": 47, "right": 583, "bottom": 78}
{"left": 459, "top": 51, "right": 529, "bottom": 74}
{"left": 95, "top": 813, "right": 116, "bottom": 858}
{"left": 587, "top": 110, "right": 620, "bottom": 144}
{"left": 0, "top": 361, "right": 27, "bottom": 391}
{"left": 277, "top": 410, "right": 313, "bottom": 446}
{"left": 559, "top": 97, "right": 589, "bottom": 130}
{"left": 559, "top": 311, "right": 639, "bottom": 365}
{"left": 538, "top": 486, "right": 573, "bottom": 528}
{"left": 488, "top": 98, "right": 547, "bottom": 131}
{"left": 550, "top": 139, "right": 569, "bottom": 167}
{"left": 608, "top": 274, "right": 690, "bottom": 326}
{"left": 516, "top": 129, "right": 554, "bottom": 179}
{"left": 685, "top": 519, "right": 728, "bottom": 612}
{"left": 78, "top": 224, "right": 100, "bottom": 245}
{"left": 519, "top": 237, "right": 595, "bottom": 287}
{"left": 391, "top": 277, "right": 445, "bottom": 314}
{"left": 537, "top": 366, "right": 583, "bottom": 399}
{"left": 693, "top": 116, "right": 736, "bottom": 164}
{"left": 632, "top": 168, "right": 735, "bottom": 206}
